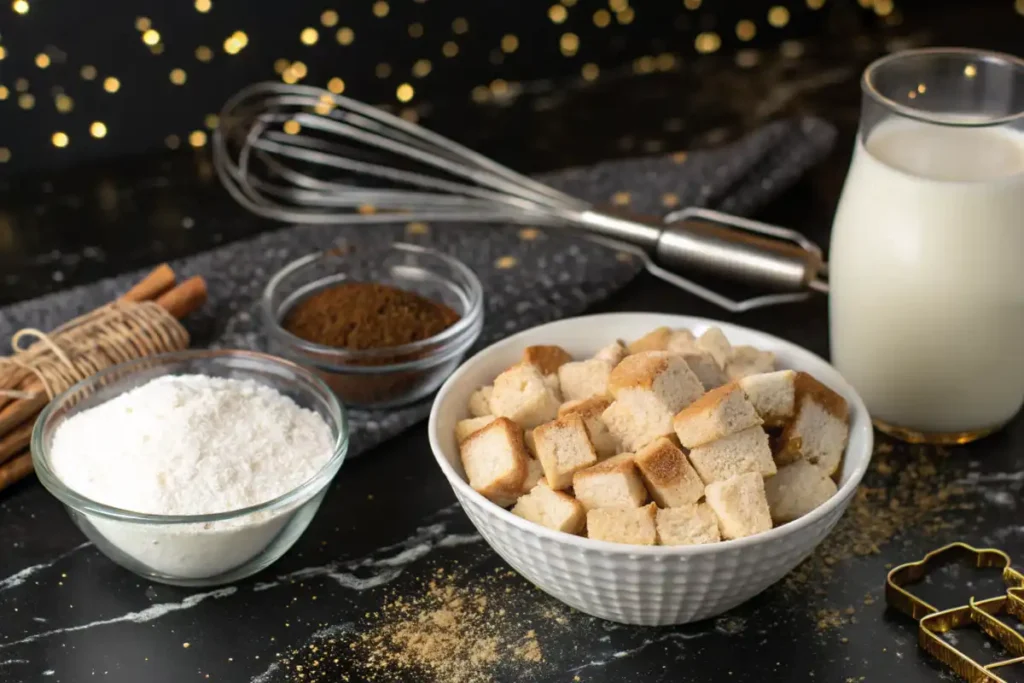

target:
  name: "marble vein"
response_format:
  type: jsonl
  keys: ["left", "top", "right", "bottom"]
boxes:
{"left": 567, "top": 631, "right": 709, "bottom": 674}
{"left": 252, "top": 504, "right": 478, "bottom": 593}
{"left": 0, "top": 587, "right": 237, "bottom": 650}
{"left": 0, "top": 542, "right": 92, "bottom": 593}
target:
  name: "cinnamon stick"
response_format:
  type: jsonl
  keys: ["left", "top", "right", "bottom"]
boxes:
{"left": 0, "top": 271, "right": 205, "bottom": 444}
{"left": 0, "top": 421, "right": 32, "bottom": 465}
{"left": 120, "top": 263, "right": 177, "bottom": 303}
{"left": 154, "top": 275, "right": 208, "bottom": 319}
{"left": 0, "top": 451, "right": 32, "bottom": 494}
{"left": 0, "top": 391, "right": 47, "bottom": 440}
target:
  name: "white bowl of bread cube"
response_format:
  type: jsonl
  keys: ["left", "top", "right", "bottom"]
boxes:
{"left": 427, "top": 313, "right": 872, "bottom": 625}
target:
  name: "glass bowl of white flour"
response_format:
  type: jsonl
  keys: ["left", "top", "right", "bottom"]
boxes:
{"left": 31, "top": 349, "right": 348, "bottom": 587}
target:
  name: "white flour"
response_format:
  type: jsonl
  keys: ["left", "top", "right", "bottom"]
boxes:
{"left": 49, "top": 374, "right": 337, "bottom": 580}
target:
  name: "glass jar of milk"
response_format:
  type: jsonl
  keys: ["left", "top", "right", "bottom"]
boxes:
{"left": 830, "top": 48, "right": 1024, "bottom": 444}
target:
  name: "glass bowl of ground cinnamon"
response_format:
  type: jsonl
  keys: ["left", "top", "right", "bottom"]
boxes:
{"left": 261, "top": 242, "right": 484, "bottom": 409}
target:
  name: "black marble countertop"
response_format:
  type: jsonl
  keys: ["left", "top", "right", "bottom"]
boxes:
{"left": 2, "top": 6, "right": 1024, "bottom": 682}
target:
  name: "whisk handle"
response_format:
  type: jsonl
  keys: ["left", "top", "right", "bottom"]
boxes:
{"left": 576, "top": 207, "right": 825, "bottom": 293}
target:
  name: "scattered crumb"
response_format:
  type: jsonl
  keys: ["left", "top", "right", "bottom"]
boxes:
{"left": 260, "top": 567, "right": 560, "bottom": 682}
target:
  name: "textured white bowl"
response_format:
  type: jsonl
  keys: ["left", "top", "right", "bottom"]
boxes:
{"left": 428, "top": 313, "right": 872, "bottom": 625}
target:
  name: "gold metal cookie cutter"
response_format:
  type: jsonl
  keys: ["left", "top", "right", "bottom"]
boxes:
{"left": 886, "top": 542, "right": 1024, "bottom": 683}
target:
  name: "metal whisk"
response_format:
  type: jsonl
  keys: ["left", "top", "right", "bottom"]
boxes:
{"left": 213, "top": 82, "right": 828, "bottom": 312}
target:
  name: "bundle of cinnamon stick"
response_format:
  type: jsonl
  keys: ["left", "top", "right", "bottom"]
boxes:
{"left": 0, "top": 264, "right": 208, "bottom": 493}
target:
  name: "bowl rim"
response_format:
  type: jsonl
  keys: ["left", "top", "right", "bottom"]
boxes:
{"left": 260, "top": 241, "right": 485, "bottom": 370}
{"left": 428, "top": 312, "right": 874, "bottom": 556}
{"left": 31, "top": 348, "right": 350, "bottom": 525}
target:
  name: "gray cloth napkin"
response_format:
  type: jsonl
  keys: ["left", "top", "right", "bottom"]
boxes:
{"left": 0, "top": 117, "right": 835, "bottom": 457}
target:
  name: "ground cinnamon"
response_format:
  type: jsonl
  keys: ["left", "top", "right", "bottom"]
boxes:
{"left": 283, "top": 282, "right": 460, "bottom": 351}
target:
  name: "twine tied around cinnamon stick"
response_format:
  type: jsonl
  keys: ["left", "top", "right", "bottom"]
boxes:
{"left": 0, "top": 302, "right": 190, "bottom": 402}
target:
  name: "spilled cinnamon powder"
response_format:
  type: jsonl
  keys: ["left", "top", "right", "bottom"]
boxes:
{"left": 271, "top": 568, "right": 557, "bottom": 682}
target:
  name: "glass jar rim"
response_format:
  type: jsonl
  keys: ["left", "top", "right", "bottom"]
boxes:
{"left": 862, "top": 47, "right": 1024, "bottom": 127}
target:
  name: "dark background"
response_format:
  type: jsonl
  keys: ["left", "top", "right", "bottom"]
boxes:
{"left": 1, "top": 0, "right": 1022, "bottom": 308}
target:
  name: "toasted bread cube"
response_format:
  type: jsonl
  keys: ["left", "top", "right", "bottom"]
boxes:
{"left": 587, "top": 502, "right": 658, "bottom": 545}
{"left": 704, "top": 473, "right": 773, "bottom": 540}
{"left": 522, "top": 458, "right": 545, "bottom": 493}
{"left": 558, "top": 359, "right": 613, "bottom": 402}
{"left": 468, "top": 385, "right": 494, "bottom": 417}
{"left": 522, "top": 345, "right": 574, "bottom": 376}
{"left": 490, "top": 363, "right": 562, "bottom": 429}
{"left": 666, "top": 328, "right": 698, "bottom": 354}
{"left": 455, "top": 415, "right": 498, "bottom": 443}
{"left": 593, "top": 340, "right": 628, "bottom": 366}
{"left": 678, "top": 350, "right": 729, "bottom": 390}
{"left": 697, "top": 327, "right": 733, "bottom": 368}
{"left": 764, "top": 460, "right": 838, "bottom": 524}
{"left": 687, "top": 426, "right": 776, "bottom": 484}
{"left": 673, "top": 383, "right": 763, "bottom": 449}
{"left": 774, "top": 373, "right": 849, "bottom": 477}
{"left": 633, "top": 437, "right": 704, "bottom": 507}
{"left": 627, "top": 326, "right": 672, "bottom": 354}
{"left": 726, "top": 346, "right": 777, "bottom": 381}
{"left": 572, "top": 453, "right": 648, "bottom": 511}
{"left": 512, "top": 481, "right": 585, "bottom": 534}
{"left": 656, "top": 504, "right": 721, "bottom": 546}
{"left": 608, "top": 352, "right": 705, "bottom": 409}
{"left": 558, "top": 396, "right": 619, "bottom": 459}
{"left": 543, "top": 371, "right": 563, "bottom": 400}
{"left": 738, "top": 370, "right": 796, "bottom": 427}
{"left": 459, "top": 418, "right": 529, "bottom": 505}
{"left": 600, "top": 396, "right": 669, "bottom": 454}
{"left": 533, "top": 413, "right": 599, "bottom": 490}
{"left": 603, "top": 352, "right": 705, "bottom": 451}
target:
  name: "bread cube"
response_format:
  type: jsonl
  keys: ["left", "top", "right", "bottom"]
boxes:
{"left": 593, "top": 340, "right": 628, "bottom": 366}
{"left": 687, "top": 426, "right": 777, "bottom": 484}
{"left": 627, "top": 326, "right": 672, "bottom": 354}
{"left": 467, "top": 385, "right": 494, "bottom": 417}
{"left": 455, "top": 415, "right": 497, "bottom": 443}
{"left": 558, "top": 396, "right": 619, "bottom": 459}
{"left": 697, "top": 327, "right": 732, "bottom": 368}
{"left": 738, "top": 370, "right": 796, "bottom": 427}
{"left": 656, "top": 504, "right": 721, "bottom": 546}
{"left": 512, "top": 481, "right": 585, "bottom": 534}
{"left": 459, "top": 417, "right": 529, "bottom": 505}
{"left": 666, "top": 328, "right": 698, "bottom": 354}
{"left": 533, "top": 413, "right": 599, "bottom": 490}
{"left": 603, "top": 352, "right": 705, "bottom": 451}
{"left": 726, "top": 345, "right": 777, "bottom": 381}
{"left": 587, "top": 502, "right": 658, "bottom": 545}
{"left": 572, "top": 453, "right": 648, "bottom": 511}
{"left": 678, "top": 350, "right": 729, "bottom": 390}
{"left": 704, "top": 472, "right": 773, "bottom": 540}
{"left": 490, "top": 362, "right": 561, "bottom": 429}
{"left": 522, "top": 457, "right": 545, "bottom": 493}
{"left": 673, "top": 383, "right": 763, "bottom": 449}
{"left": 558, "top": 359, "right": 613, "bottom": 402}
{"left": 763, "top": 460, "right": 838, "bottom": 524}
{"left": 774, "top": 373, "right": 849, "bottom": 477}
{"left": 522, "top": 345, "right": 574, "bottom": 376}
{"left": 633, "top": 437, "right": 704, "bottom": 507}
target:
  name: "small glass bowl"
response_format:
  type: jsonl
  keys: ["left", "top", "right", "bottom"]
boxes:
{"left": 261, "top": 242, "right": 484, "bottom": 409}
{"left": 31, "top": 349, "right": 348, "bottom": 588}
